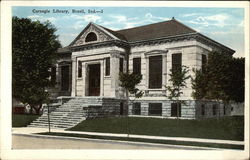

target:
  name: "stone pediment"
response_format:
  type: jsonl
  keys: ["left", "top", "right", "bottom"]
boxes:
{"left": 70, "top": 23, "right": 116, "bottom": 47}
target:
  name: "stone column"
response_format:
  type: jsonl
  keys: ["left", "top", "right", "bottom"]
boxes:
{"left": 71, "top": 57, "right": 76, "bottom": 97}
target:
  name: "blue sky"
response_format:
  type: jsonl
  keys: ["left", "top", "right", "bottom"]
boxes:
{"left": 12, "top": 7, "right": 245, "bottom": 57}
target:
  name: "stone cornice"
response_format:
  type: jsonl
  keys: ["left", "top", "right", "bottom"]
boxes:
{"left": 69, "top": 40, "right": 129, "bottom": 52}
{"left": 195, "top": 33, "right": 235, "bottom": 55}
{"left": 67, "top": 32, "right": 234, "bottom": 55}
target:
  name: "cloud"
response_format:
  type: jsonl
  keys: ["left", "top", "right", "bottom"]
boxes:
{"left": 100, "top": 13, "right": 169, "bottom": 29}
{"left": 188, "top": 14, "right": 229, "bottom": 27}
{"left": 181, "top": 13, "right": 199, "bottom": 17}
{"left": 82, "top": 15, "right": 101, "bottom": 23}
{"left": 27, "top": 15, "right": 56, "bottom": 23}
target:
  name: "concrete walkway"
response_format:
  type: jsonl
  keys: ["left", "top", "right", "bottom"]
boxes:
{"left": 12, "top": 127, "right": 244, "bottom": 145}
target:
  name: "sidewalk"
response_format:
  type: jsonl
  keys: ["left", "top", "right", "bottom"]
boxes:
{"left": 12, "top": 127, "right": 244, "bottom": 146}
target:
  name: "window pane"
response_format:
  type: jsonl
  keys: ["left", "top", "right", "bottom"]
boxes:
{"left": 132, "top": 102, "right": 141, "bottom": 115}
{"left": 78, "top": 61, "right": 82, "bottom": 78}
{"left": 105, "top": 57, "right": 110, "bottom": 76}
{"left": 172, "top": 53, "right": 182, "bottom": 73}
{"left": 61, "top": 65, "right": 69, "bottom": 91}
{"left": 149, "top": 103, "right": 162, "bottom": 116}
{"left": 149, "top": 55, "right": 162, "bottom": 89}
{"left": 171, "top": 103, "right": 181, "bottom": 117}
{"left": 133, "top": 58, "right": 141, "bottom": 75}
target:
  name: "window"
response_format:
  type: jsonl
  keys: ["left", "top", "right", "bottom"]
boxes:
{"left": 85, "top": 32, "right": 97, "bottom": 42}
{"left": 78, "top": 61, "right": 82, "bottom": 78}
{"left": 212, "top": 104, "right": 217, "bottom": 116}
{"left": 61, "top": 65, "right": 69, "bottom": 91}
{"left": 51, "top": 66, "right": 56, "bottom": 84}
{"left": 223, "top": 105, "right": 226, "bottom": 115}
{"left": 132, "top": 102, "right": 141, "bottom": 115}
{"left": 171, "top": 103, "right": 181, "bottom": 117}
{"left": 202, "top": 54, "right": 207, "bottom": 72}
{"left": 149, "top": 55, "right": 162, "bottom": 89}
{"left": 133, "top": 58, "right": 141, "bottom": 75}
{"left": 105, "top": 57, "right": 110, "bottom": 76}
{"left": 172, "top": 53, "right": 182, "bottom": 73}
{"left": 149, "top": 103, "right": 162, "bottom": 116}
{"left": 119, "top": 58, "right": 124, "bottom": 73}
{"left": 201, "top": 104, "right": 205, "bottom": 116}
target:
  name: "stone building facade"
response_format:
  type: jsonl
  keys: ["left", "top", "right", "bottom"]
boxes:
{"left": 50, "top": 18, "right": 235, "bottom": 119}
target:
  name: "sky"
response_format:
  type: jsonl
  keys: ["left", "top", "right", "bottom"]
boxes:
{"left": 12, "top": 7, "right": 245, "bottom": 57}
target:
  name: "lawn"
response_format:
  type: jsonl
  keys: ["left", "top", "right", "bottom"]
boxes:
{"left": 68, "top": 116, "right": 244, "bottom": 141}
{"left": 12, "top": 114, "right": 40, "bottom": 127}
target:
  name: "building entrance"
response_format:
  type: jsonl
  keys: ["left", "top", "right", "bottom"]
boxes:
{"left": 88, "top": 64, "right": 100, "bottom": 96}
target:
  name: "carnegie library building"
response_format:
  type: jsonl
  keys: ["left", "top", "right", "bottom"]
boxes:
{"left": 32, "top": 18, "right": 236, "bottom": 128}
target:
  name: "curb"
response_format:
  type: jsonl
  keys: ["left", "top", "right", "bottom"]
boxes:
{"left": 13, "top": 133, "right": 221, "bottom": 150}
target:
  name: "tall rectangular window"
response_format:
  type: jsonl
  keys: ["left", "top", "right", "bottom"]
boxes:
{"left": 149, "top": 55, "right": 162, "bottom": 89}
{"left": 78, "top": 61, "right": 82, "bottom": 78}
{"left": 61, "top": 65, "right": 69, "bottom": 91}
{"left": 119, "top": 58, "right": 124, "bottom": 73}
{"left": 172, "top": 53, "right": 182, "bottom": 73}
{"left": 105, "top": 57, "right": 110, "bottom": 76}
{"left": 149, "top": 103, "right": 162, "bottom": 116}
{"left": 133, "top": 57, "right": 141, "bottom": 75}
{"left": 171, "top": 103, "right": 181, "bottom": 117}
{"left": 51, "top": 66, "right": 56, "bottom": 84}
{"left": 132, "top": 102, "right": 141, "bottom": 115}
{"left": 202, "top": 54, "right": 207, "bottom": 72}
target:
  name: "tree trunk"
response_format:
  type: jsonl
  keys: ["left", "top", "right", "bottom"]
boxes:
{"left": 34, "top": 104, "right": 42, "bottom": 115}
{"left": 29, "top": 105, "right": 34, "bottom": 114}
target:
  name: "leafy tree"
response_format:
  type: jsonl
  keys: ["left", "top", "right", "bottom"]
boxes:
{"left": 12, "top": 17, "right": 61, "bottom": 114}
{"left": 166, "top": 66, "right": 191, "bottom": 119}
{"left": 192, "top": 52, "right": 244, "bottom": 103}
{"left": 119, "top": 72, "right": 143, "bottom": 137}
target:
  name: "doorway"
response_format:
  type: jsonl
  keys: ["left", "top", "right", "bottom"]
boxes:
{"left": 88, "top": 64, "right": 100, "bottom": 96}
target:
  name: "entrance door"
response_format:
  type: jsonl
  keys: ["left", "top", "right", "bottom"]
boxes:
{"left": 88, "top": 64, "right": 100, "bottom": 96}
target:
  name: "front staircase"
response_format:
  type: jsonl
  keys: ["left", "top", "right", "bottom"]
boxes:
{"left": 29, "top": 97, "right": 104, "bottom": 129}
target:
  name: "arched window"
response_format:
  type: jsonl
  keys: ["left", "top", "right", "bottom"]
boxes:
{"left": 85, "top": 32, "right": 97, "bottom": 42}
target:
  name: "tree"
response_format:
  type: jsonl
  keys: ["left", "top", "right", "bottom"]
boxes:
{"left": 166, "top": 66, "right": 191, "bottom": 119}
{"left": 119, "top": 72, "right": 143, "bottom": 137}
{"left": 12, "top": 17, "right": 61, "bottom": 114}
{"left": 192, "top": 51, "right": 245, "bottom": 117}
{"left": 192, "top": 51, "right": 244, "bottom": 103}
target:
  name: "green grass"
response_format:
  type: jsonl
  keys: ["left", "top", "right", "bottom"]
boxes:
{"left": 38, "top": 132, "right": 244, "bottom": 150}
{"left": 68, "top": 116, "right": 244, "bottom": 141}
{"left": 12, "top": 114, "right": 40, "bottom": 127}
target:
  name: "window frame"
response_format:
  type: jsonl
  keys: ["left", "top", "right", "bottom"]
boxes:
{"left": 148, "top": 55, "right": 162, "bottom": 89}
{"left": 85, "top": 32, "right": 97, "bottom": 42}
{"left": 105, "top": 57, "right": 110, "bottom": 76}
{"left": 172, "top": 53, "right": 182, "bottom": 73}
{"left": 133, "top": 57, "right": 141, "bottom": 75}
{"left": 148, "top": 103, "right": 162, "bottom": 116}
{"left": 132, "top": 102, "right": 141, "bottom": 115}
{"left": 171, "top": 103, "right": 182, "bottom": 117}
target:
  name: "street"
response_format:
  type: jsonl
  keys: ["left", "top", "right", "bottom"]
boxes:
{"left": 12, "top": 134, "right": 212, "bottom": 150}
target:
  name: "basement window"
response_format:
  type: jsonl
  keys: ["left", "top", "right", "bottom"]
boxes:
{"left": 149, "top": 103, "right": 162, "bottom": 116}
{"left": 132, "top": 102, "right": 141, "bottom": 115}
